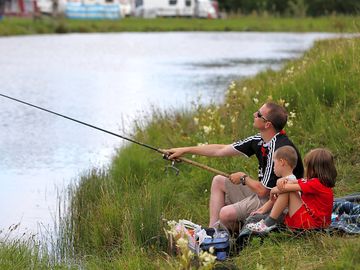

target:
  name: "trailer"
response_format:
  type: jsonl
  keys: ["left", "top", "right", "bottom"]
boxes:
{"left": 134, "top": 0, "right": 218, "bottom": 18}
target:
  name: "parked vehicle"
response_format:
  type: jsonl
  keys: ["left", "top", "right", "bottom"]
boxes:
{"left": 134, "top": 0, "right": 218, "bottom": 18}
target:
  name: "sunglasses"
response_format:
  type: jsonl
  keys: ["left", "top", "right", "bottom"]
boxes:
{"left": 256, "top": 110, "right": 269, "bottom": 122}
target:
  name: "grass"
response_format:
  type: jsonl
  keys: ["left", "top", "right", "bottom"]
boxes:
{"left": 0, "top": 28, "right": 359, "bottom": 269}
{"left": 0, "top": 15, "right": 359, "bottom": 36}
{"left": 48, "top": 36, "right": 360, "bottom": 269}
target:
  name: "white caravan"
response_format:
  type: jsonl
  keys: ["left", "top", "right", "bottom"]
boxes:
{"left": 134, "top": 0, "right": 218, "bottom": 18}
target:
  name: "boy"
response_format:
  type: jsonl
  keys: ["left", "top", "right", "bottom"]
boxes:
{"left": 250, "top": 145, "right": 298, "bottom": 217}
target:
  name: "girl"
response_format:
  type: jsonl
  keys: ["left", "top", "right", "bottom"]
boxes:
{"left": 246, "top": 148, "right": 337, "bottom": 233}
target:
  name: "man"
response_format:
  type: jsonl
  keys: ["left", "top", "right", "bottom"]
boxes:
{"left": 166, "top": 102, "right": 304, "bottom": 230}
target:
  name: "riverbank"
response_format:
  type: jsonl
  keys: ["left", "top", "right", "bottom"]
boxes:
{"left": 64, "top": 36, "right": 360, "bottom": 269}
{"left": 2, "top": 36, "right": 358, "bottom": 269}
{"left": 0, "top": 16, "right": 359, "bottom": 35}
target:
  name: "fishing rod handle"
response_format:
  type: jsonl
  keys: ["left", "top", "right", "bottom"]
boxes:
{"left": 178, "top": 156, "right": 230, "bottom": 178}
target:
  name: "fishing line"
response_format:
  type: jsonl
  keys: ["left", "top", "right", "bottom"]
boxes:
{"left": 0, "top": 93, "right": 229, "bottom": 178}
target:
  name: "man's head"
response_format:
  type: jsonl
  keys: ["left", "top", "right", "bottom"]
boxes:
{"left": 273, "top": 146, "right": 298, "bottom": 177}
{"left": 254, "top": 102, "right": 288, "bottom": 132}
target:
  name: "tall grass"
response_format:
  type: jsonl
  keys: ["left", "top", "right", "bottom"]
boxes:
{"left": 57, "top": 37, "right": 360, "bottom": 268}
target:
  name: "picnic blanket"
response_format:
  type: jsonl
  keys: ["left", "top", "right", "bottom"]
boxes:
{"left": 329, "top": 200, "right": 360, "bottom": 234}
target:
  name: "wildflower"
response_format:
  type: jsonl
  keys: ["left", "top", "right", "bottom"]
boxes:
{"left": 278, "top": 98, "right": 285, "bottom": 106}
{"left": 229, "top": 81, "right": 236, "bottom": 90}
{"left": 232, "top": 90, "right": 237, "bottom": 95}
{"left": 253, "top": 97, "right": 259, "bottom": 104}
{"left": 256, "top": 91, "right": 259, "bottom": 95}
{"left": 242, "top": 86, "right": 247, "bottom": 92}
{"left": 220, "top": 124, "right": 225, "bottom": 130}
{"left": 199, "top": 250, "right": 216, "bottom": 267}
{"left": 231, "top": 116, "right": 236, "bottom": 123}
{"left": 203, "top": 125, "right": 213, "bottom": 134}
{"left": 192, "top": 155, "right": 196, "bottom": 159}
{"left": 287, "top": 119, "right": 293, "bottom": 127}
{"left": 204, "top": 189, "right": 208, "bottom": 193}
{"left": 286, "top": 66, "right": 294, "bottom": 75}
{"left": 193, "top": 117, "right": 199, "bottom": 125}
{"left": 284, "top": 102, "right": 289, "bottom": 107}
{"left": 289, "top": 111, "right": 296, "bottom": 118}
{"left": 226, "top": 103, "right": 230, "bottom": 108}
{"left": 176, "top": 237, "right": 188, "bottom": 250}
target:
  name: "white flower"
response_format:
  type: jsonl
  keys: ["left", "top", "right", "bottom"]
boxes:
{"left": 203, "top": 125, "right": 212, "bottom": 134}
{"left": 220, "top": 124, "right": 225, "bottom": 130}
{"left": 176, "top": 237, "right": 188, "bottom": 250}
{"left": 229, "top": 81, "right": 236, "bottom": 90}
{"left": 231, "top": 116, "right": 236, "bottom": 123}
{"left": 287, "top": 119, "right": 293, "bottom": 127}
{"left": 284, "top": 102, "right": 289, "bottom": 107}
{"left": 242, "top": 86, "right": 247, "bottom": 92}
{"left": 253, "top": 97, "right": 259, "bottom": 104}
{"left": 290, "top": 111, "right": 296, "bottom": 118}
{"left": 193, "top": 117, "right": 199, "bottom": 125}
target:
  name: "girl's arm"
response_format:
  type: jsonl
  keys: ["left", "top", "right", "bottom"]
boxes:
{"left": 271, "top": 182, "right": 302, "bottom": 196}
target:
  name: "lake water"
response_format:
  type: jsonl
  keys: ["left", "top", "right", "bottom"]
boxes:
{"left": 0, "top": 32, "right": 341, "bottom": 237}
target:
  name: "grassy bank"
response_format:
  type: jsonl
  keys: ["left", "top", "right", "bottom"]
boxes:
{"left": 0, "top": 16, "right": 359, "bottom": 36}
{"left": 55, "top": 37, "right": 360, "bottom": 269}
{"left": 1, "top": 36, "right": 359, "bottom": 268}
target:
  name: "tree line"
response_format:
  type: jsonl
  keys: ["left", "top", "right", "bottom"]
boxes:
{"left": 219, "top": 0, "right": 360, "bottom": 16}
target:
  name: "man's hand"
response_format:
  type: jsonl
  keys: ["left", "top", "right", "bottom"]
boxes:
{"left": 229, "top": 172, "right": 246, "bottom": 185}
{"left": 162, "top": 148, "right": 186, "bottom": 160}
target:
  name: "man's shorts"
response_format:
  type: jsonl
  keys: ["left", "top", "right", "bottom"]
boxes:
{"left": 225, "top": 179, "right": 268, "bottom": 223}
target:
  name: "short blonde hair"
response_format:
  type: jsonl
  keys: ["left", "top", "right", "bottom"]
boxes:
{"left": 274, "top": 146, "right": 298, "bottom": 169}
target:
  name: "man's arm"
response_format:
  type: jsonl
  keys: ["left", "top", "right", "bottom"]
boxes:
{"left": 165, "top": 144, "right": 240, "bottom": 159}
{"left": 229, "top": 172, "right": 269, "bottom": 197}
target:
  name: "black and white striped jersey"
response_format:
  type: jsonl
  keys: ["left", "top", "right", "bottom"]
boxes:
{"left": 232, "top": 131, "right": 304, "bottom": 189}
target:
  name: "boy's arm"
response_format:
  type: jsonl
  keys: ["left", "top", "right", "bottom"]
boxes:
{"left": 251, "top": 199, "right": 274, "bottom": 215}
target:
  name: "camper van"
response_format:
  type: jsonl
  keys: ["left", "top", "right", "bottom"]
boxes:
{"left": 134, "top": 0, "right": 218, "bottom": 18}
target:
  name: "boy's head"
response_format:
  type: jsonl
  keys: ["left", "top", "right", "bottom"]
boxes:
{"left": 273, "top": 146, "right": 298, "bottom": 177}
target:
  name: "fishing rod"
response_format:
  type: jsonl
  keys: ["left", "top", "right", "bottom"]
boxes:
{"left": 0, "top": 93, "right": 230, "bottom": 178}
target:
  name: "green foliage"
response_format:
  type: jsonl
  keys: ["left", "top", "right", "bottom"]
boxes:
{"left": 220, "top": 0, "right": 360, "bottom": 16}
{"left": 0, "top": 16, "right": 360, "bottom": 36}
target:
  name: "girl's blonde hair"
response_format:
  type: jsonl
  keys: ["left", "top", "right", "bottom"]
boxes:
{"left": 304, "top": 148, "right": 337, "bottom": 187}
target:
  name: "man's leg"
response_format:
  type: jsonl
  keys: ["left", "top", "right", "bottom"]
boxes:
{"left": 218, "top": 204, "right": 239, "bottom": 231}
{"left": 209, "top": 175, "right": 227, "bottom": 227}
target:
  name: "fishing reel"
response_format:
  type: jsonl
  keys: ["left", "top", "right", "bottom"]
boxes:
{"left": 162, "top": 153, "right": 180, "bottom": 176}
